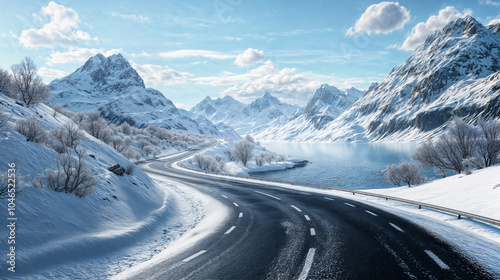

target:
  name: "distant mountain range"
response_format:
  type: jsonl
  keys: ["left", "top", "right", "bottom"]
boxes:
{"left": 49, "top": 53, "right": 239, "bottom": 139}
{"left": 50, "top": 15, "right": 500, "bottom": 142}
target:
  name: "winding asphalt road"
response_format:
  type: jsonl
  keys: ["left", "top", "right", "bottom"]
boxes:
{"left": 134, "top": 142, "right": 496, "bottom": 280}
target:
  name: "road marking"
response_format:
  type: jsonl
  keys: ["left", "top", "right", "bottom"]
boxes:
{"left": 425, "top": 250, "right": 450, "bottom": 270}
{"left": 254, "top": 191, "right": 281, "bottom": 200}
{"left": 239, "top": 212, "right": 243, "bottom": 218}
{"left": 224, "top": 226, "right": 236, "bottom": 234}
{"left": 310, "top": 228, "right": 316, "bottom": 236}
{"left": 221, "top": 195, "right": 228, "bottom": 199}
{"left": 299, "top": 192, "right": 311, "bottom": 195}
{"left": 298, "top": 248, "right": 316, "bottom": 280}
{"left": 182, "top": 250, "right": 207, "bottom": 262}
{"left": 365, "top": 210, "right": 378, "bottom": 216}
{"left": 233, "top": 202, "right": 239, "bottom": 207}
{"left": 324, "top": 197, "right": 334, "bottom": 201}
{"left": 304, "top": 215, "right": 311, "bottom": 221}
{"left": 291, "top": 205, "right": 303, "bottom": 212}
{"left": 344, "top": 202, "right": 355, "bottom": 207}
{"left": 389, "top": 223, "right": 405, "bottom": 233}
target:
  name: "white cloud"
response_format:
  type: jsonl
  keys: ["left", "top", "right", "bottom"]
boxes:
{"left": 234, "top": 48, "right": 264, "bottom": 66}
{"left": 488, "top": 17, "right": 500, "bottom": 26}
{"left": 131, "top": 63, "right": 191, "bottom": 85}
{"left": 400, "top": 7, "right": 472, "bottom": 51}
{"left": 47, "top": 48, "right": 123, "bottom": 65}
{"left": 38, "top": 67, "right": 69, "bottom": 78}
{"left": 19, "top": 2, "right": 95, "bottom": 48}
{"left": 111, "top": 12, "right": 150, "bottom": 23}
{"left": 480, "top": 0, "right": 500, "bottom": 6}
{"left": 346, "top": 2, "right": 410, "bottom": 36}
{"left": 194, "top": 60, "right": 321, "bottom": 103}
{"left": 158, "top": 50, "right": 234, "bottom": 60}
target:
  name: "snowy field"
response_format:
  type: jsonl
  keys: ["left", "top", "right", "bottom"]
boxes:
{"left": 176, "top": 162, "right": 500, "bottom": 276}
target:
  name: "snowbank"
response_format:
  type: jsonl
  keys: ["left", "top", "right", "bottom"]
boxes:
{"left": 0, "top": 95, "right": 203, "bottom": 278}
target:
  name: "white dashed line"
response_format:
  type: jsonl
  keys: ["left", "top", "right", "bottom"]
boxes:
{"left": 224, "top": 226, "right": 236, "bottom": 235}
{"left": 239, "top": 212, "right": 243, "bottom": 218}
{"left": 389, "top": 223, "right": 405, "bottom": 233}
{"left": 304, "top": 215, "right": 311, "bottom": 221}
{"left": 324, "top": 197, "right": 334, "bottom": 201}
{"left": 298, "top": 248, "right": 316, "bottom": 280}
{"left": 182, "top": 250, "right": 207, "bottom": 262}
{"left": 291, "top": 205, "right": 303, "bottom": 212}
{"left": 254, "top": 191, "right": 281, "bottom": 200}
{"left": 344, "top": 202, "right": 355, "bottom": 207}
{"left": 365, "top": 210, "right": 378, "bottom": 216}
{"left": 310, "top": 228, "right": 316, "bottom": 236}
{"left": 299, "top": 192, "right": 311, "bottom": 195}
{"left": 425, "top": 250, "right": 450, "bottom": 270}
{"left": 233, "top": 202, "right": 239, "bottom": 207}
{"left": 221, "top": 195, "right": 228, "bottom": 199}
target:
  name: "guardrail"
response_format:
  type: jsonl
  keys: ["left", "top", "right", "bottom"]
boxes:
{"left": 178, "top": 163, "right": 500, "bottom": 227}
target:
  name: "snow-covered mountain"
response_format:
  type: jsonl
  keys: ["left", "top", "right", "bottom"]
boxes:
{"left": 281, "top": 16, "right": 500, "bottom": 142}
{"left": 190, "top": 92, "right": 300, "bottom": 135}
{"left": 256, "top": 84, "right": 362, "bottom": 140}
{"left": 50, "top": 53, "right": 237, "bottom": 138}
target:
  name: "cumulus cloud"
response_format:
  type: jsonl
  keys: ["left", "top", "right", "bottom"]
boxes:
{"left": 194, "top": 60, "right": 320, "bottom": 103}
{"left": 47, "top": 48, "right": 123, "bottom": 65}
{"left": 19, "top": 2, "right": 95, "bottom": 48}
{"left": 158, "top": 50, "right": 234, "bottom": 60}
{"left": 346, "top": 2, "right": 410, "bottom": 36}
{"left": 480, "top": 0, "right": 500, "bottom": 6}
{"left": 400, "top": 7, "right": 472, "bottom": 51}
{"left": 132, "top": 63, "right": 191, "bottom": 85}
{"left": 488, "top": 16, "right": 500, "bottom": 26}
{"left": 111, "top": 12, "right": 150, "bottom": 23}
{"left": 38, "top": 67, "right": 69, "bottom": 78}
{"left": 234, "top": 48, "right": 264, "bottom": 66}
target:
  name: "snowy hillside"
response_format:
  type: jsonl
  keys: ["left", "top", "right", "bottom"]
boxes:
{"left": 301, "top": 16, "right": 500, "bottom": 142}
{"left": 256, "top": 84, "right": 362, "bottom": 140}
{"left": 0, "top": 94, "right": 175, "bottom": 278}
{"left": 190, "top": 92, "right": 299, "bottom": 135}
{"left": 50, "top": 53, "right": 237, "bottom": 138}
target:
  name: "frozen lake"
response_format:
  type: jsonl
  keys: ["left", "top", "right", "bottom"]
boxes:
{"left": 256, "top": 141, "right": 421, "bottom": 190}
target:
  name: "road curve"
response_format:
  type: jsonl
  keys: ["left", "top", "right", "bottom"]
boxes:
{"left": 131, "top": 142, "right": 496, "bottom": 280}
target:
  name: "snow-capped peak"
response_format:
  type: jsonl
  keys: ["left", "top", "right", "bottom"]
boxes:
{"left": 250, "top": 92, "right": 283, "bottom": 111}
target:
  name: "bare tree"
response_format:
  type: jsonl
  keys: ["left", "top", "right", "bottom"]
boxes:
{"left": 385, "top": 162, "right": 427, "bottom": 187}
{"left": 15, "top": 115, "right": 46, "bottom": 143}
{"left": 232, "top": 140, "right": 254, "bottom": 166}
{"left": 32, "top": 147, "right": 98, "bottom": 197}
{"left": 448, "top": 117, "right": 478, "bottom": 160}
{"left": 476, "top": 119, "right": 500, "bottom": 167}
{"left": 11, "top": 57, "right": 51, "bottom": 106}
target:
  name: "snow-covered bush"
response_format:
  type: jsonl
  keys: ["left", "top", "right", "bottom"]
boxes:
{"left": 32, "top": 147, "right": 98, "bottom": 197}
{"left": 276, "top": 154, "right": 286, "bottom": 162}
{"left": 193, "top": 154, "right": 222, "bottom": 172}
{"left": 119, "top": 121, "right": 132, "bottom": 134}
{"left": 255, "top": 152, "right": 274, "bottom": 166}
{"left": 385, "top": 162, "right": 427, "bottom": 187}
{"left": 15, "top": 115, "right": 47, "bottom": 143}
{"left": 124, "top": 163, "right": 135, "bottom": 175}
{"left": 0, "top": 68, "right": 14, "bottom": 97}
{"left": 0, "top": 107, "right": 10, "bottom": 129}
{"left": 48, "top": 123, "right": 83, "bottom": 153}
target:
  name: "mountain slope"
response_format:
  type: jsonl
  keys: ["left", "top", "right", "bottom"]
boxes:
{"left": 190, "top": 92, "right": 299, "bottom": 135}
{"left": 50, "top": 54, "right": 236, "bottom": 138}
{"left": 256, "top": 84, "right": 362, "bottom": 140}
{"left": 301, "top": 16, "right": 500, "bottom": 142}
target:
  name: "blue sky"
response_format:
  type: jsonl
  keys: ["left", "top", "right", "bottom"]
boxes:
{"left": 1, "top": 0, "right": 499, "bottom": 108}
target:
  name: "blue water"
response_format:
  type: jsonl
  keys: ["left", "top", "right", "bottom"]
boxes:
{"left": 256, "top": 141, "right": 423, "bottom": 190}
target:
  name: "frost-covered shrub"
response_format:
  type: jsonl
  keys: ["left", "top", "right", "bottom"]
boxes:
{"left": 231, "top": 140, "right": 254, "bottom": 166}
{"left": 48, "top": 123, "right": 83, "bottom": 153}
{"left": 15, "top": 115, "right": 46, "bottom": 143}
{"left": 32, "top": 147, "right": 98, "bottom": 197}
{"left": 385, "top": 162, "right": 426, "bottom": 187}
{"left": 255, "top": 152, "right": 274, "bottom": 166}
{"left": 124, "top": 163, "right": 135, "bottom": 175}
{"left": 276, "top": 154, "right": 286, "bottom": 162}
{"left": 0, "top": 107, "right": 11, "bottom": 129}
